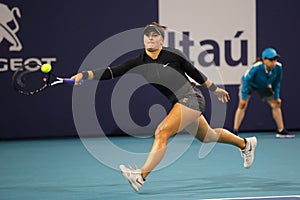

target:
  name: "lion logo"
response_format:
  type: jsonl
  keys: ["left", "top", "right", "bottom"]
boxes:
{"left": 0, "top": 3, "right": 22, "bottom": 51}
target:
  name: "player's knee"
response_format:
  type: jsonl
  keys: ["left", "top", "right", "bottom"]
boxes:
{"left": 154, "top": 125, "right": 172, "bottom": 142}
{"left": 238, "top": 102, "right": 247, "bottom": 109}
{"left": 154, "top": 131, "right": 169, "bottom": 143}
{"left": 269, "top": 101, "right": 281, "bottom": 108}
{"left": 201, "top": 128, "right": 220, "bottom": 143}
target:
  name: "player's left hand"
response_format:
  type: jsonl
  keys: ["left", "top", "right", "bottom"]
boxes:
{"left": 213, "top": 87, "right": 230, "bottom": 103}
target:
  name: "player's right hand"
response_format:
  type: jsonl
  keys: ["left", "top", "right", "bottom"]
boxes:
{"left": 71, "top": 73, "right": 83, "bottom": 85}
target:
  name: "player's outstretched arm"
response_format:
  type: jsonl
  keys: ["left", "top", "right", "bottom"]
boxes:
{"left": 71, "top": 71, "right": 94, "bottom": 85}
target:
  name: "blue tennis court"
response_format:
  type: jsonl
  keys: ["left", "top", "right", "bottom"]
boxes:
{"left": 0, "top": 132, "right": 299, "bottom": 200}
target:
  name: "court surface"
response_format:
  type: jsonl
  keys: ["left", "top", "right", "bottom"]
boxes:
{"left": 1, "top": 132, "right": 299, "bottom": 200}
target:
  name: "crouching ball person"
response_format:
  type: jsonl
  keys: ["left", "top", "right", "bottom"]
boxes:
{"left": 233, "top": 48, "right": 295, "bottom": 138}
{"left": 71, "top": 22, "right": 257, "bottom": 192}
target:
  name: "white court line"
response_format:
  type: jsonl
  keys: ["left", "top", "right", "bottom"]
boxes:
{"left": 203, "top": 195, "right": 300, "bottom": 200}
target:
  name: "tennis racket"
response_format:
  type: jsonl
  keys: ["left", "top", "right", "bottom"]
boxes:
{"left": 12, "top": 62, "right": 80, "bottom": 95}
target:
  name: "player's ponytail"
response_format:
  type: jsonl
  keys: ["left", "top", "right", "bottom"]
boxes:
{"left": 253, "top": 57, "right": 263, "bottom": 64}
{"left": 147, "top": 22, "right": 168, "bottom": 30}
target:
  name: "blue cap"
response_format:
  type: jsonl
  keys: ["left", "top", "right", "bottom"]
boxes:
{"left": 262, "top": 48, "right": 280, "bottom": 59}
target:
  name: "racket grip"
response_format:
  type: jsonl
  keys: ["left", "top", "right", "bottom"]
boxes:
{"left": 63, "top": 78, "right": 83, "bottom": 85}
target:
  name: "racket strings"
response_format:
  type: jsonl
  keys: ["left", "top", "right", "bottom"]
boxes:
{"left": 12, "top": 65, "right": 49, "bottom": 95}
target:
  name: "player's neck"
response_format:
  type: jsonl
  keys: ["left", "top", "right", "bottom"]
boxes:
{"left": 145, "top": 48, "right": 162, "bottom": 60}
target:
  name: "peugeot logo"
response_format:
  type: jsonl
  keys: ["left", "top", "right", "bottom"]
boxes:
{"left": 0, "top": 3, "right": 22, "bottom": 51}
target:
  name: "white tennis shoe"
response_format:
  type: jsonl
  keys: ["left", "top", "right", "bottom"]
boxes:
{"left": 240, "top": 136, "right": 257, "bottom": 168}
{"left": 120, "top": 164, "right": 144, "bottom": 192}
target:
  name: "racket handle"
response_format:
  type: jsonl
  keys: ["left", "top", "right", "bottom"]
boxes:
{"left": 63, "top": 78, "right": 83, "bottom": 85}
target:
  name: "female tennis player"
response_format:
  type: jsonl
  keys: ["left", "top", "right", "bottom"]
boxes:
{"left": 233, "top": 48, "right": 295, "bottom": 138}
{"left": 71, "top": 22, "right": 257, "bottom": 192}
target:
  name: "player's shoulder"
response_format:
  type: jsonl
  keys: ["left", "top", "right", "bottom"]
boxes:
{"left": 250, "top": 61, "right": 264, "bottom": 71}
{"left": 276, "top": 61, "right": 282, "bottom": 67}
{"left": 123, "top": 52, "right": 145, "bottom": 65}
{"left": 162, "top": 47, "right": 186, "bottom": 59}
{"left": 252, "top": 61, "right": 263, "bottom": 67}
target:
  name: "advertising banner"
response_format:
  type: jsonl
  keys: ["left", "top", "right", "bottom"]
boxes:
{"left": 159, "top": 0, "right": 256, "bottom": 84}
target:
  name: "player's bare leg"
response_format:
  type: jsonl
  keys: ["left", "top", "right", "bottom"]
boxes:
{"left": 233, "top": 100, "right": 248, "bottom": 134}
{"left": 186, "top": 115, "right": 257, "bottom": 168}
{"left": 140, "top": 103, "right": 201, "bottom": 179}
{"left": 120, "top": 103, "right": 201, "bottom": 191}
{"left": 268, "top": 99, "right": 295, "bottom": 138}
{"left": 268, "top": 100, "right": 284, "bottom": 131}
{"left": 186, "top": 115, "right": 246, "bottom": 149}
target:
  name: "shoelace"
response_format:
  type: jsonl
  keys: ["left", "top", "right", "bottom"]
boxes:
{"left": 127, "top": 165, "right": 144, "bottom": 185}
{"left": 240, "top": 148, "right": 252, "bottom": 162}
{"left": 127, "top": 164, "right": 141, "bottom": 175}
{"left": 240, "top": 143, "right": 250, "bottom": 158}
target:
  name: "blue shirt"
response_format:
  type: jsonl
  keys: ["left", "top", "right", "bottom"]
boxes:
{"left": 241, "top": 61, "right": 282, "bottom": 100}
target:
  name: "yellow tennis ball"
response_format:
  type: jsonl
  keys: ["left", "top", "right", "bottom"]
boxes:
{"left": 41, "top": 64, "right": 52, "bottom": 73}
